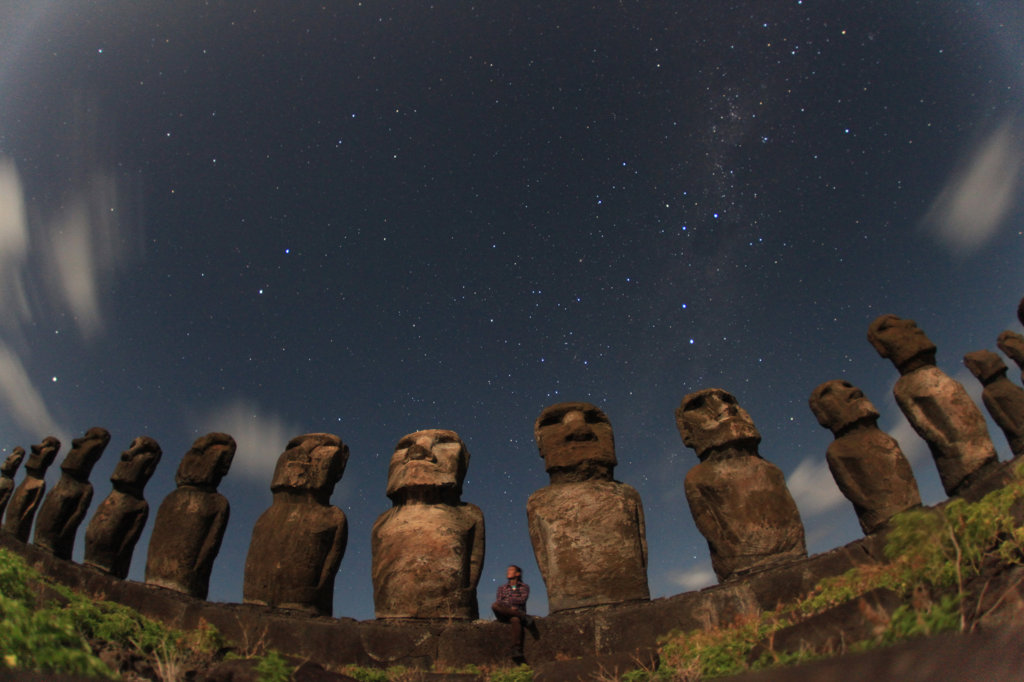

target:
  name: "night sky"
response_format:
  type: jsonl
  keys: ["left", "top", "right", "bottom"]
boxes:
{"left": 1, "top": 2, "right": 1022, "bottom": 620}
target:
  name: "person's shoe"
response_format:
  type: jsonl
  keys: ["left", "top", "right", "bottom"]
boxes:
{"left": 511, "top": 646, "right": 526, "bottom": 664}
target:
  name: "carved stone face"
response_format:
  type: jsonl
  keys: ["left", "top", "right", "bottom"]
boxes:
{"left": 867, "top": 315, "right": 937, "bottom": 372}
{"left": 26, "top": 436, "right": 61, "bottom": 474}
{"left": 963, "top": 349, "right": 1006, "bottom": 384}
{"left": 534, "top": 402, "right": 616, "bottom": 473}
{"left": 997, "top": 330, "right": 1024, "bottom": 365}
{"left": 62, "top": 427, "right": 111, "bottom": 476}
{"left": 176, "top": 432, "right": 236, "bottom": 487}
{"left": 271, "top": 433, "right": 348, "bottom": 493}
{"left": 675, "top": 388, "right": 760, "bottom": 459}
{"left": 110, "top": 436, "right": 162, "bottom": 488}
{"left": 1, "top": 447, "right": 24, "bottom": 476}
{"left": 385, "top": 429, "right": 468, "bottom": 499}
{"left": 809, "top": 380, "right": 880, "bottom": 434}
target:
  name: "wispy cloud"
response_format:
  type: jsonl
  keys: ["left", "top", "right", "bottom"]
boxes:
{"left": 198, "top": 400, "right": 301, "bottom": 482}
{"left": 923, "top": 117, "right": 1023, "bottom": 253}
{"left": 787, "top": 456, "right": 845, "bottom": 516}
{"left": 0, "top": 339, "right": 61, "bottom": 438}
{"left": 665, "top": 564, "right": 716, "bottom": 591}
{"left": 0, "top": 159, "right": 32, "bottom": 329}
{"left": 39, "top": 173, "right": 129, "bottom": 340}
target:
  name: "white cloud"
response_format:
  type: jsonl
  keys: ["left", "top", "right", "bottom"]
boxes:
{"left": 923, "top": 117, "right": 1022, "bottom": 253}
{"left": 0, "top": 339, "right": 61, "bottom": 437}
{"left": 666, "top": 565, "right": 716, "bottom": 591}
{"left": 0, "top": 159, "right": 32, "bottom": 328}
{"left": 198, "top": 400, "right": 301, "bottom": 482}
{"left": 787, "top": 456, "right": 845, "bottom": 516}
{"left": 40, "top": 173, "right": 127, "bottom": 340}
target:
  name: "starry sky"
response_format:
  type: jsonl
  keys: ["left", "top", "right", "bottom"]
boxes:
{"left": 1, "top": 2, "right": 1023, "bottom": 620}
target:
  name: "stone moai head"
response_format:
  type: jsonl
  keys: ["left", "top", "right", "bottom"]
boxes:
{"left": 270, "top": 433, "right": 349, "bottom": 498}
{"left": 867, "top": 314, "right": 937, "bottom": 374}
{"left": 963, "top": 350, "right": 1007, "bottom": 385}
{"left": 26, "top": 437, "right": 61, "bottom": 475}
{"left": 675, "top": 388, "right": 760, "bottom": 460}
{"left": 809, "top": 380, "right": 880, "bottom": 435}
{"left": 2, "top": 448, "right": 25, "bottom": 477}
{"left": 534, "top": 402, "right": 616, "bottom": 480}
{"left": 176, "top": 432, "right": 236, "bottom": 489}
{"left": 997, "top": 331, "right": 1024, "bottom": 367}
{"left": 110, "top": 437, "right": 162, "bottom": 493}
{"left": 385, "top": 429, "right": 469, "bottom": 501}
{"left": 61, "top": 427, "right": 111, "bottom": 478}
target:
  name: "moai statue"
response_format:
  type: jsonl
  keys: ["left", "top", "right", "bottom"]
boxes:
{"left": 675, "top": 389, "right": 806, "bottom": 582}
{"left": 83, "top": 436, "right": 162, "bottom": 578}
{"left": 527, "top": 402, "right": 650, "bottom": 612}
{"left": 33, "top": 427, "right": 111, "bottom": 559}
{"left": 0, "top": 448, "right": 26, "bottom": 521}
{"left": 868, "top": 315, "right": 998, "bottom": 496}
{"left": 809, "top": 380, "right": 921, "bottom": 534}
{"left": 997, "top": 331, "right": 1024, "bottom": 385}
{"left": 145, "top": 433, "right": 235, "bottom": 598}
{"left": 243, "top": 433, "right": 349, "bottom": 615}
{"left": 3, "top": 437, "right": 61, "bottom": 541}
{"left": 964, "top": 351, "right": 1024, "bottom": 457}
{"left": 371, "top": 429, "right": 485, "bottom": 619}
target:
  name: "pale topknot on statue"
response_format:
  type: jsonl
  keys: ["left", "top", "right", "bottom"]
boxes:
{"left": 34, "top": 427, "right": 111, "bottom": 559}
{"left": 3, "top": 436, "right": 61, "bottom": 542}
{"left": 527, "top": 401, "right": 650, "bottom": 612}
{"left": 371, "top": 429, "right": 485, "bottom": 620}
{"left": 964, "top": 350, "right": 1024, "bottom": 457}
{"left": 84, "top": 436, "right": 163, "bottom": 578}
{"left": 867, "top": 314, "right": 997, "bottom": 495}
{"left": 809, "top": 380, "right": 920, "bottom": 534}
{"left": 243, "top": 433, "right": 349, "bottom": 616}
{"left": 145, "top": 432, "right": 236, "bottom": 599}
{"left": 675, "top": 388, "right": 806, "bottom": 582}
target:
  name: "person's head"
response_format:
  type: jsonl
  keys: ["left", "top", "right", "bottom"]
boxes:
{"left": 675, "top": 388, "right": 760, "bottom": 460}
{"left": 271, "top": 433, "right": 349, "bottom": 496}
{"left": 534, "top": 402, "right": 616, "bottom": 477}
{"left": 62, "top": 427, "right": 111, "bottom": 478}
{"left": 110, "top": 436, "right": 163, "bottom": 490}
{"left": 808, "top": 380, "right": 880, "bottom": 435}
{"left": 176, "top": 432, "right": 236, "bottom": 488}
{"left": 506, "top": 565, "right": 522, "bottom": 581}
{"left": 385, "top": 429, "right": 469, "bottom": 500}
{"left": 867, "top": 314, "right": 936, "bottom": 373}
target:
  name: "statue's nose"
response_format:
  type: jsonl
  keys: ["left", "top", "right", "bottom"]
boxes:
{"left": 563, "top": 411, "right": 597, "bottom": 441}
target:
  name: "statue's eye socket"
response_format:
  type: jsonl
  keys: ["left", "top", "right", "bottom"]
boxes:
{"left": 538, "top": 414, "right": 564, "bottom": 427}
{"left": 685, "top": 395, "right": 705, "bottom": 411}
{"left": 583, "top": 410, "right": 606, "bottom": 424}
{"left": 435, "top": 435, "right": 459, "bottom": 445}
{"left": 395, "top": 439, "right": 414, "bottom": 450}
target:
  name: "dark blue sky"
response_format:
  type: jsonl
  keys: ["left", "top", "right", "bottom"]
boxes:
{"left": 1, "top": 1, "right": 1022, "bottom": 619}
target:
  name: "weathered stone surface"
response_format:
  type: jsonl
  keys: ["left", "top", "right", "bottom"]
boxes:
{"left": 243, "top": 433, "right": 349, "bottom": 616}
{"left": 146, "top": 432, "right": 235, "bottom": 598}
{"left": 0, "top": 447, "right": 25, "bottom": 521}
{"left": 33, "top": 427, "right": 110, "bottom": 559}
{"left": 809, "top": 381, "right": 921, "bottom": 533}
{"left": 868, "top": 314, "right": 998, "bottom": 496}
{"left": 371, "top": 429, "right": 484, "bottom": 620}
{"left": 3, "top": 437, "right": 60, "bottom": 541}
{"left": 527, "top": 402, "right": 650, "bottom": 612}
{"left": 997, "top": 330, "right": 1024, "bottom": 384}
{"left": 83, "top": 436, "right": 162, "bottom": 578}
{"left": 965, "top": 350, "right": 1024, "bottom": 456}
{"left": 676, "top": 389, "right": 806, "bottom": 582}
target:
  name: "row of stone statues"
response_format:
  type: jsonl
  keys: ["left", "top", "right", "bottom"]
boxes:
{"left": 2, "top": 305, "right": 1023, "bottom": 622}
